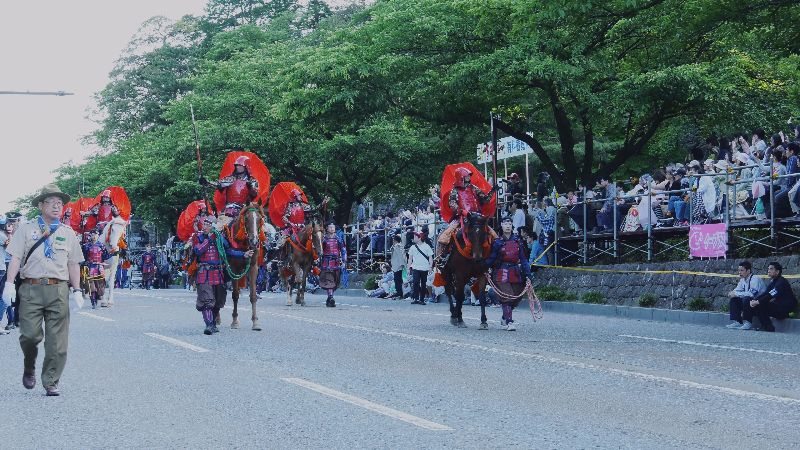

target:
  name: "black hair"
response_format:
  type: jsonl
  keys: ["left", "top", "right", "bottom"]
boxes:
{"left": 787, "top": 142, "right": 800, "bottom": 154}
{"left": 719, "top": 137, "right": 731, "bottom": 150}
{"left": 393, "top": 235, "right": 401, "bottom": 243}
{"left": 738, "top": 261, "right": 752, "bottom": 272}
{"left": 771, "top": 133, "right": 783, "bottom": 147}
{"left": 753, "top": 129, "right": 766, "bottom": 140}
{"left": 653, "top": 169, "right": 667, "bottom": 183}
{"left": 769, "top": 261, "right": 783, "bottom": 275}
{"left": 513, "top": 199, "right": 524, "bottom": 209}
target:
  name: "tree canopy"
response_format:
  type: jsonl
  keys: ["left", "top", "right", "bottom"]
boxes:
{"left": 43, "top": 0, "right": 799, "bottom": 233}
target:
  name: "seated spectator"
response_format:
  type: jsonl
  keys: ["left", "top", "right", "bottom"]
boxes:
{"left": 739, "top": 261, "right": 798, "bottom": 332}
{"left": 367, "top": 264, "right": 394, "bottom": 298}
{"left": 725, "top": 261, "right": 766, "bottom": 328}
{"left": 667, "top": 168, "right": 690, "bottom": 225}
{"left": 687, "top": 160, "right": 716, "bottom": 223}
{"left": 595, "top": 177, "right": 619, "bottom": 232}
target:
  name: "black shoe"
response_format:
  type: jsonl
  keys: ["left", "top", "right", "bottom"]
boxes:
{"left": 760, "top": 325, "right": 776, "bottom": 332}
{"left": 326, "top": 297, "right": 336, "bottom": 307}
{"left": 204, "top": 325, "right": 213, "bottom": 335}
{"left": 211, "top": 324, "right": 219, "bottom": 334}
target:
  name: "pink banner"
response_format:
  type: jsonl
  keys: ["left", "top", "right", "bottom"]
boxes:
{"left": 689, "top": 223, "right": 728, "bottom": 258}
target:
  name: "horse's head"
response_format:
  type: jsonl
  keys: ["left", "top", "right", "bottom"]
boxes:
{"left": 307, "top": 211, "right": 324, "bottom": 256}
{"left": 465, "top": 212, "right": 488, "bottom": 260}
{"left": 102, "top": 217, "right": 128, "bottom": 253}
{"left": 241, "top": 202, "right": 265, "bottom": 249}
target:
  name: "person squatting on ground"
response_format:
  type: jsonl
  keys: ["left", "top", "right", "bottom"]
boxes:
{"left": 2, "top": 184, "right": 85, "bottom": 396}
{"left": 193, "top": 216, "right": 252, "bottom": 335}
{"left": 319, "top": 222, "right": 346, "bottom": 308}
{"left": 739, "top": 261, "right": 798, "bottom": 332}
{"left": 82, "top": 230, "right": 110, "bottom": 309}
{"left": 484, "top": 216, "right": 533, "bottom": 331}
{"left": 436, "top": 167, "right": 497, "bottom": 267}
{"left": 725, "top": 260, "right": 766, "bottom": 328}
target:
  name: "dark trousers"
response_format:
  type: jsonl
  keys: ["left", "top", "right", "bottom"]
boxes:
{"left": 393, "top": 270, "right": 403, "bottom": 297}
{"left": 729, "top": 297, "right": 745, "bottom": 323}
{"left": 411, "top": 269, "right": 427, "bottom": 302}
{"left": 742, "top": 300, "right": 791, "bottom": 329}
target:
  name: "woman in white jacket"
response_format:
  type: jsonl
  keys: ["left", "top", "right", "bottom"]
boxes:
{"left": 688, "top": 160, "right": 716, "bottom": 221}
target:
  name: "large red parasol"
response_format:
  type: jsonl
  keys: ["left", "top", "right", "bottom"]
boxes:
{"left": 213, "top": 151, "right": 271, "bottom": 213}
{"left": 177, "top": 200, "right": 212, "bottom": 242}
{"left": 93, "top": 186, "right": 132, "bottom": 221}
{"left": 268, "top": 182, "right": 307, "bottom": 228}
{"left": 439, "top": 162, "right": 496, "bottom": 222}
{"left": 64, "top": 197, "right": 97, "bottom": 233}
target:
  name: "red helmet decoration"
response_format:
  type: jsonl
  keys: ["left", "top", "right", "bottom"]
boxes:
{"left": 453, "top": 167, "right": 473, "bottom": 188}
{"left": 101, "top": 189, "right": 112, "bottom": 198}
{"left": 234, "top": 155, "right": 250, "bottom": 167}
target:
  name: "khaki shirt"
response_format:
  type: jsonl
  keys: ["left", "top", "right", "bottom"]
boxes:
{"left": 7, "top": 219, "right": 84, "bottom": 281}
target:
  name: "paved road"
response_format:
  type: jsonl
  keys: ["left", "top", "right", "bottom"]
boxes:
{"left": 1, "top": 288, "right": 799, "bottom": 449}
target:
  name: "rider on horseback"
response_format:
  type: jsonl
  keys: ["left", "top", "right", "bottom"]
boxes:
{"left": 484, "top": 217, "right": 533, "bottom": 331}
{"left": 200, "top": 155, "right": 259, "bottom": 227}
{"left": 80, "top": 190, "right": 120, "bottom": 234}
{"left": 275, "top": 189, "right": 328, "bottom": 256}
{"left": 436, "top": 167, "right": 497, "bottom": 268}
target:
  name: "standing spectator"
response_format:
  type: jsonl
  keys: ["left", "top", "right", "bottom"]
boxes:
{"left": 2, "top": 184, "right": 85, "bottom": 396}
{"left": 786, "top": 143, "right": 800, "bottom": 215}
{"left": 356, "top": 201, "right": 366, "bottom": 224}
{"left": 428, "top": 185, "right": 441, "bottom": 211}
{"left": 740, "top": 262, "right": 798, "bottom": 332}
{"left": 536, "top": 172, "right": 549, "bottom": 202}
{"left": 389, "top": 235, "right": 405, "bottom": 299}
{"left": 0, "top": 215, "right": 10, "bottom": 335}
{"left": 511, "top": 199, "right": 526, "bottom": 233}
{"left": 595, "top": 177, "right": 618, "bottom": 232}
{"left": 416, "top": 205, "right": 436, "bottom": 239}
{"left": 407, "top": 232, "right": 433, "bottom": 305}
{"left": 726, "top": 261, "right": 766, "bottom": 328}
{"left": 505, "top": 173, "right": 524, "bottom": 200}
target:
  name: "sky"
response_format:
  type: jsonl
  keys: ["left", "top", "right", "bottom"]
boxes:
{"left": 0, "top": 0, "right": 208, "bottom": 214}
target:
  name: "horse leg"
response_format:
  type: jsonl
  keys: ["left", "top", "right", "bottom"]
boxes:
{"left": 231, "top": 283, "right": 240, "bottom": 329}
{"left": 453, "top": 278, "right": 466, "bottom": 328}
{"left": 296, "top": 266, "right": 306, "bottom": 306}
{"left": 283, "top": 274, "right": 293, "bottom": 306}
{"left": 251, "top": 267, "right": 261, "bottom": 331}
{"left": 105, "top": 255, "right": 119, "bottom": 306}
{"left": 477, "top": 276, "right": 488, "bottom": 329}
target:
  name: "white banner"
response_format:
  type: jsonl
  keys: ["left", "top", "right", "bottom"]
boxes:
{"left": 476, "top": 134, "right": 534, "bottom": 164}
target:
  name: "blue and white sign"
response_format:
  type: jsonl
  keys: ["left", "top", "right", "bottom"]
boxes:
{"left": 476, "top": 134, "right": 534, "bottom": 164}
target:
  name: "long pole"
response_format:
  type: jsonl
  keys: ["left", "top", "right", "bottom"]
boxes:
{"left": 0, "top": 90, "right": 74, "bottom": 96}
{"left": 491, "top": 114, "right": 499, "bottom": 223}
{"left": 190, "top": 104, "right": 216, "bottom": 215}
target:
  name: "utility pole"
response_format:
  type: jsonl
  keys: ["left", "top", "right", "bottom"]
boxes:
{"left": 0, "top": 90, "right": 74, "bottom": 96}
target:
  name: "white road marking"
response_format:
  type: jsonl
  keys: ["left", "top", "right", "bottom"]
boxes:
{"left": 266, "top": 312, "right": 800, "bottom": 406}
{"left": 282, "top": 377, "right": 452, "bottom": 431}
{"left": 77, "top": 312, "right": 115, "bottom": 322}
{"left": 144, "top": 333, "right": 209, "bottom": 353}
{"left": 619, "top": 334, "right": 798, "bottom": 356}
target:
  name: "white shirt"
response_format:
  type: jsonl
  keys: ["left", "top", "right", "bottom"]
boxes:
{"left": 407, "top": 242, "right": 433, "bottom": 271}
{"left": 512, "top": 209, "right": 526, "bottom": 231}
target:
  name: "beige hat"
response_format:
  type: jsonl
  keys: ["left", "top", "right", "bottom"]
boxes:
{"left": 735, "top": 152, "right": 750, "bottom": 164}
{"left": 688, "top": 160, "right": 701, "bottom": 169}
{"left": 714, "top": 160, "right": 729, "bottom": 171}
{"left": 31, "top": 183, "right": 70, "bottom": 207}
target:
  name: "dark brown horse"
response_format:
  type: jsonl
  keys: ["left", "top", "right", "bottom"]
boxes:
{"left": 280, "top": 215, "right": 322, "bottom": 306}
{"left": 226, "top": 202, "right": 266, "bottom": 330}
{"left": 442, "top": 212, "right": 492, "bottom": 328}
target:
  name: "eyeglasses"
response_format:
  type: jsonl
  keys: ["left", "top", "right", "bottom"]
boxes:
{"left": 43, "top": 200, "right": 64, "bottom": 207}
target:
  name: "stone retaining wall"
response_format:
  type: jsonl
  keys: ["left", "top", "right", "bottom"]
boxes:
{"left": 535, "top": 256, "right": 800, "bottom": 311}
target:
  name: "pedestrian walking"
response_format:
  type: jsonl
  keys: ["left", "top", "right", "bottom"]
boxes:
{"left": 2, "top": 184, "right": 85, "bottom": 396}
{"left": 389, "top": 235, "right": 405, "bottom": 299}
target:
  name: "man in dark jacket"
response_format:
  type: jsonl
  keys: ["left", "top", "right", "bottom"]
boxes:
{"left": 740, "top": 262, "right": 798, "bottom": 332}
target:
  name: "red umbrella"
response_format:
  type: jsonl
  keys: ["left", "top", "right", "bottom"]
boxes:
{"left": 439, "top": 162, "right": 496, "bottom": 222}
{"left": 93, "top": 186, "right": 132, "bottom": 221}
{"left": 66, "top": 197, "right": 96, "bottom": 234}
{"left": 268, "top": 182, "right": 307, "bottom": 228}
{"left": 177, "top": 200, "right": 212, "bottom": 242}
{"left": 213, "top": 151, "right": 271, "bottom": 213}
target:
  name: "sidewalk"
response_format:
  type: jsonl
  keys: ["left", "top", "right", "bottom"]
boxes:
{"left": 337, "top": 288, "right": 800, "bottom": 334}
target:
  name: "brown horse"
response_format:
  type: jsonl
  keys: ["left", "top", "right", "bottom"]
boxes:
{"left": 441, "top": 212, "right": 492, "bottom": 328}
{"left": 280, "top": 215, "right": 322, "bottom": 306}
{"left": 226, "top": 202, "right": 266, "bottom": 330}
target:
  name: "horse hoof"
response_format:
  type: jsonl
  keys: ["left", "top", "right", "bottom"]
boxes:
{"left": 231, "top": 321, "right": 240, "bottom": 329}
{"left": 286, "top": 301, "right": 292, "bottom": 306}
{"left": 450, "top": 317, "right": 459, "bottom": 326}
{"left": 478, "top": 322, "right": 488, "bottom": 330}
{"left": 457, "top": 319, "right": 467, "bottom": 328}
{"left": 252, "top": 321, "right": 262, "bottom": 331}
{"left": 100, "top": 302, "right": 108, "bottom": 308}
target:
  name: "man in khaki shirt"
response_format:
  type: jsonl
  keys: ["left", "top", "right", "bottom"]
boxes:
{"left": 2, "top": 184, "right": 84, "bottom": 396}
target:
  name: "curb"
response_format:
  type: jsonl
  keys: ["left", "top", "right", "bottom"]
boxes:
{"left": 540, "top": 301, "right": 800, "bottom": 334}
{"left": 338, "top": 288, "right": 799, "bottom": 334}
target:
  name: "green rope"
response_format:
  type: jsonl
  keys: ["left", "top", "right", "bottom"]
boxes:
{"left": 213, "top": 228, "right": 251, "bottom": 280}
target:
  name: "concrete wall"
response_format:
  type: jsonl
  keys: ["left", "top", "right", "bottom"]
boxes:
{"left": 535, "top": 255, "right": 800, "bottom": 311}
